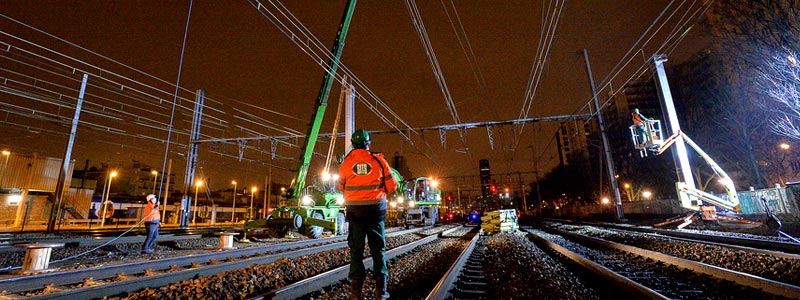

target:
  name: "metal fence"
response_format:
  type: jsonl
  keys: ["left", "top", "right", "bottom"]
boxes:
{"left": 557, "top": 186, "right": 800, "bottom": 222}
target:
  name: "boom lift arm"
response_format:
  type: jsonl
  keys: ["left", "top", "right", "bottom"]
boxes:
{"left": 655, "top": 130, "right": 740, "bottom": 212}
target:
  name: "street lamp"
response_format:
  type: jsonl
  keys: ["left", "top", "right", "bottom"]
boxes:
{"left": 193, "top": 179, "right": 203, "bottom": 224}
{"left": 1, "top": 150, "right": 9, "bottom": 173}
{"left": 151, "top": 170, "right": 158, "bottom": 195}
{"left": 231, "top": 181, "right": 237, "bottom": 223}
{"left": 780, "top": 142, "right": 791, "bottom": 151}
{"left": 642, "top": 190, "right": 652, "bottom": 200}
{"left": 100, "top": 170, "right": 118, "bottom": 227}
{"left": 249, "top": 187, "right": 257, "bottom": 220}
{"left": 622, "top": 182, "right": 634, "bottom": 201}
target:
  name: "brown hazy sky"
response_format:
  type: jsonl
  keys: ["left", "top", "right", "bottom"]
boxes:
{"left": 0, "top": 1, "right": 708, "bottom": 191}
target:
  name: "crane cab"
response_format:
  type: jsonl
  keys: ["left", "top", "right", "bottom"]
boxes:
{"left": 629, "top": 119, "right": 664, "bottom": 157}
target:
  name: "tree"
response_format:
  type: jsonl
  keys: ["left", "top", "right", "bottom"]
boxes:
{"left": 537, "top": 150, "right": 595, "bottom": 207}
{"left": 756, "top": 48, "right": 800, "bottom": 141}
{"left": 694, "top": 0, "right": 800, "bottom": 187}
{"left": 671, "top": 50, "right": 771, "bottom": 188}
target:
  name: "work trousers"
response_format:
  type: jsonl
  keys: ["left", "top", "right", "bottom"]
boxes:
{"left": 347, "top": 220, "right": 388, "bottom": 279}
{"left": 142, "top": 221, "right": 159, "bottom": 252}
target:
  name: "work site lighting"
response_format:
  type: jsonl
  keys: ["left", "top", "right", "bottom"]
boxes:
{"left": 8, "top": 194, "right": 21, "bottom": 206}
{"left": 301, "top": 195, "right": 314, "bottom": 206}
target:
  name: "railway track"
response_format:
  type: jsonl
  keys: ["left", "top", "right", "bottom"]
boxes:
{"left": 530, "top": 226, "right": 800, "bottom": 299}
{"left": 260, "top": 224, "right": 800, "bottom": 300}
{"left": 0, "top": 227, "right": 428, "bottom": 300}
{"left": 546, "top": 219, "right": 800, "bottom": 254}
{"left": 11, "top": 222, "right": 798, "bottom": 300}
{"left": 0, "top": 227, "right": 227, "bottom": 253}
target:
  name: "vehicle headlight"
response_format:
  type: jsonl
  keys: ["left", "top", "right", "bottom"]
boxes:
{"left": 336, "top": 197, "right": 344, "bottom": 205}
{"left": 390, "top": 201, "right": 397, "bottom": 208}
{"left": 301, "top": 195, "right": 314, "bottom": 206}
{"left": 397, "top": 196, "right": 404, "bottom": 204}
{"left": 408, "top": 200, "right": 416, "bottom": 208}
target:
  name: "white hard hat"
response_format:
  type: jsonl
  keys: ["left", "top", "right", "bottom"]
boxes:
{"left": 146, "top": 194, "right": 157, "bottom": 202}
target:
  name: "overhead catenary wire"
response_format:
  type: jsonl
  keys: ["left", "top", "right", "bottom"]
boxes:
{"left": 247, "top": 0, "right": 418, "bottom": 142}
{"left": 0, "top": 12, "right": 318, "bottom": 152}
{"left": 405, "top": 0, "right": 468, "bottom": 150}
{"left": 514, "top": 0, "right": 567, "bottom": 148}
{"left": 0, "top": 30, "right": 306, "bottom": 168}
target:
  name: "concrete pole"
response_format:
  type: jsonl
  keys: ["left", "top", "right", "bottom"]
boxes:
{"left": 344, "top": 79, "right": 355, "bottom": 153}
{"left": 231, "top": 181, "right": 237, "bottom": 223}
{"left": 266, "top": 164, "right": 273, "bottom": 218}
{"left": 583, "top": 49, "right": 625, "bottom": 221}
{"left": 47, "top": 73, "right": 88, "bottom": 232}
{"left": 268, "top": 172, "right": 272, "bottom": 219}
{"left": 652, "top": 54, "right": 698, "bottom": 208}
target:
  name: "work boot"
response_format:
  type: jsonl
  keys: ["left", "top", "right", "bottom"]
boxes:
{"left": 374, "top": 276, "right": 390, "bottom": 299}
{"left": 350, "top": 277, "right": 364, "bottom": 300}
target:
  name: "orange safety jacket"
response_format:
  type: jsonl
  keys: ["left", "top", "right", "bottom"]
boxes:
{"left": 338, "top": 149, "right": 398, "bottom": 206}
{"left": 632, "top": 113, "right": 645, "bottom": 126}
{"left": 143, "top": 201, "right": 161, "bottom": 223}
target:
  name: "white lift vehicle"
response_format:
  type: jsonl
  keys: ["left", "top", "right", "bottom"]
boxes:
{"left": 649, "top": 130, "right": 765, "bottom": 229}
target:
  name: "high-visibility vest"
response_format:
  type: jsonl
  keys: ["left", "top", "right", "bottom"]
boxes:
{"left": 632, "top": 113, "right": 645, "bottom": 126}
{"left": 143, "top": 201, "right": 161, "bottom": 222}
{"left": 338, "top": 149, "right": 398, "bottom": 206}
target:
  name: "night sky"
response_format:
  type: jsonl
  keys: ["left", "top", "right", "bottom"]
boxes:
{"left": 0, "top": 1, "right": 708, "bottom": 192}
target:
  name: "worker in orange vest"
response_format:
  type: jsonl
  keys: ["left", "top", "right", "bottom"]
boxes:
{"left": 141, "top": 194, "right": 161, "bottom": 254}
{"left": 632, "top": 108, "right": 651, "bottom": 145}
{"left": 338, "top": 129, "right": 398, "bottom": 300}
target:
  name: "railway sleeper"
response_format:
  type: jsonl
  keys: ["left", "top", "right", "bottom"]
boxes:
{"left": 452, "top": 287, "right": 489, "bottom": 299}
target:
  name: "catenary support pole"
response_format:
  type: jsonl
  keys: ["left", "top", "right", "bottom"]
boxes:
{"left": 583, "top": 49, "right": 625, "bottom": 221}
{"left": 652, "top": 54, "right": 698, "bottom": 208}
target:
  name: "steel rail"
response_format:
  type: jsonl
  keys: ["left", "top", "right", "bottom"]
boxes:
{"left": 0, "top": 227, "right": 422, "bottom": 298}
{"left": 263, "top": 225, "right": 463, "bottom": 300}
{"left": 425, "top": 230, "right": 480, "bottom": 299}
{"left": 549, "top": 219, "right": 800, "bottom": 254}
{"left": 552, "top": 227, "right": 800, "bottom": 299}
{"left": 0, "top": 234, "right": 202, "bottom": 253}
{"left": 600, "top": 222, "right": 800, "bottom": 254}
{"left": 522, "top": 228, "right": 669, "bottom": 300}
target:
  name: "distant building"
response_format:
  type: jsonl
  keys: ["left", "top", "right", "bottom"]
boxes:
{"left": 555, "top": 120, "right": 595, "bottom": 166}
{"left": 0, "top": 152, "right": 89, "bottom": 227}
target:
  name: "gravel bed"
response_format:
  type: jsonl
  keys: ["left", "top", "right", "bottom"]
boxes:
{"left": 484, "top": 232, "right": 599, "bottom": 300}
{"left": 417, "top": 225, "right": 457, "bottom": 236}
{"left": 104, "top": 234, "right": 421, "bottom": 299}
{"left": 0, "top": 233, "right": 316, "bottom": 278}
{"left": 558, "top": 224, "right": 800, "bottom": 286}
{"left": 531, "top": 228, "right": 794, "bottom": 300}
{"left": 441, "top": 225, "right": 475, "bottom": 237}
{"left": 677, "top": 227, "right": 796, "bottom": 243}
{"left": 302, "top": 238, "right": 469, "bottom": 299}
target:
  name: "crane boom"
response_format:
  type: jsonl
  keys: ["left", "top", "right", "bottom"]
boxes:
{"left": 656, "top": 130, "right": 740, "bottom": 212}
{"left": 290, "top": 0, "right": 357, "bottom": 199}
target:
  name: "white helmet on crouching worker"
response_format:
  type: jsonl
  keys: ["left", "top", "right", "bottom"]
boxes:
{"left": 146, "top": 194, "right": 157, "bottom": 203}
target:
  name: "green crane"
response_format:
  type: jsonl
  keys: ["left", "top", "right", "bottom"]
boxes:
{"left": 244, "top": 0, "right": 357, "bottom": 239}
